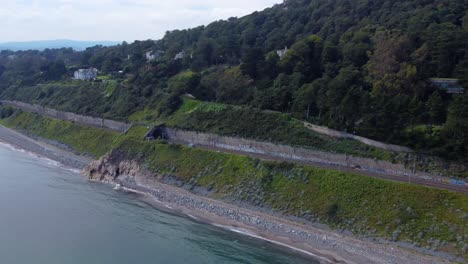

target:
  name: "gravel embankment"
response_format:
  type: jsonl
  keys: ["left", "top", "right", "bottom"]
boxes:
{"left": 99, "top": 173, "right": 456, "bottom": 264}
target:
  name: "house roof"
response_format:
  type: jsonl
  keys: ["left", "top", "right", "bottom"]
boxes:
{"left": 430, "top": 78, "right": 464, "bottom": 94}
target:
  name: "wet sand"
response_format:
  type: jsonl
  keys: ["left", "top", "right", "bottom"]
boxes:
{"left": 0, "top": 125, "right": 92, "bottom": 168}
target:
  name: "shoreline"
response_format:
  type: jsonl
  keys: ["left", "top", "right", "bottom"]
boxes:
{"left": 0, "top": 124, "right": 461, "bottom": 264}
{"left": 110, "top": 182, "right": 348, "bottom": 264}
{"left": 0, "top": 125, "right": 93, "bottom": 169}
{"left": 86, "top": 157, "right": 459, "bottom": 264}
{"left": 119, "top": 185, "right": 338, "bottom": 263}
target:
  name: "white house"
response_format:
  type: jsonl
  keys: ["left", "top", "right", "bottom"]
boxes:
{"left": 74, "top": 68, "right": 98, "bottom": 80}
{"left": 146, "top": 50, "right": 164, "bottom": 61}
{"left": 276, "top": 46, "right": 289, "bottom": 58}
{"left": 174, "top": 51, "right": 185, "bottom": 60}
{"left": 145, "top": 51, "right": 155, "bottom": 61}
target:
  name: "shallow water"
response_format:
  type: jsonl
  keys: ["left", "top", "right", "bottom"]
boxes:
{"left": 0, "top": 143, "right": 317, "bottom": 264}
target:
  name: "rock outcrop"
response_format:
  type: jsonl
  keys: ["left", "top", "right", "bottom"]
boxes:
{"left": 83, "top": 151, "right": 143, "bottom": 183}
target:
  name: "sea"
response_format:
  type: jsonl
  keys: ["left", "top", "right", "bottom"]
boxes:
{"left": 0, "top": 143, "right": 318, "bottom": 264}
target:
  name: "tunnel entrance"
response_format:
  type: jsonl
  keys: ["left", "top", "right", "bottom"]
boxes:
{"left": 144, "top": 124, "right": 167, "bottom": 141}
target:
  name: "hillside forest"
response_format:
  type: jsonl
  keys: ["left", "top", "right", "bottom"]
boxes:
{"left": 0, "top": 0, "right": 467, "bottom": 161}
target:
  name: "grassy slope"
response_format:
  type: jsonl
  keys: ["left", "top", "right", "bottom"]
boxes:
{"left": 1, "top": 110, "right": 466, "bottom": 257}
{"left": 115, "top": 138, "right": 467, "bottom": 257}
{"left": 130, "top": 98, "right": 468, "bottom": 179}
{"left": 0, "top": 111, "right": 121, "bottom": 157}
{"left": 129, "top": 98, "right": 397, "bottom": 161}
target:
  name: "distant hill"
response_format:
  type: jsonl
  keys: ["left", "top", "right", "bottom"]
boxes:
{"left": 0, "top": 39, "right": 120, "bottom": 51}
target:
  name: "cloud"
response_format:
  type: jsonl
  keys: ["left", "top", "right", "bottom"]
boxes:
{"left": 0, "top": 0, "right": 281, "bottom": 42}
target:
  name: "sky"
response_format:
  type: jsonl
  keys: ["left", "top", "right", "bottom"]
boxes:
{"left": 0, "top": 0, "right": 282, "bottom": 43}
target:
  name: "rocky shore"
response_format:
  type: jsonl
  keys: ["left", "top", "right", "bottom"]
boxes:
{"left": 0, "top": 123, "right": 461, "bottom": 264}
{"left": 83, "top": 152, "right": 457, "bottom": 264}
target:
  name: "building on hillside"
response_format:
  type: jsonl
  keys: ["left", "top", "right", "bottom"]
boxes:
{"left": 430, "top": 78, "right": 465, "bottom": 94}
{"left": 276, "top": 46, "right": 289, "bottom": 58}
{"left": 145, "top": 50, "right": 164, "bottom": 61}
{"left": 73, "top": 68, "right": 98, "bottom": 80}
{"left": 145, "top": 51, "right": 155, "bottom": 61}
{"left": 174, "top": 51, "right": 185, "bottom": 60}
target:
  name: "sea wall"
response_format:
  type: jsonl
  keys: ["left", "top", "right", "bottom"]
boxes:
{"left": 159, "top": 128, "right": 468, "bottom": 189}
{"left": 82, "top": 146, "right": 468, "bottom": 262}
{"left": 160, "top": 128, "right": 416, "bottom": 177}
{"left": 3, "top": 100, "right": 464, "bottom": 186}
{"left": 0, "top": 100, "right": 132, "bottom": 133}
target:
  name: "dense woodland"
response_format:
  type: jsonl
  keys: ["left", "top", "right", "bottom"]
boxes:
{"left": 0, "top": 0, "right": 467, "bottom": 160}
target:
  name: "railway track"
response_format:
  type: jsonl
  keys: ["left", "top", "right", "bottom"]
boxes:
{"left": 172, "top": 140, "right": 467, "bottom": 194}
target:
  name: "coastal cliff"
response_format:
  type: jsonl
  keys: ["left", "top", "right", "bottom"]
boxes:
{"left": 84, "top": 152, "right": 143, "bottom": 183}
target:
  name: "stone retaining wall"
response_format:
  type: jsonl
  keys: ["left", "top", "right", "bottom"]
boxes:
{"left": 5, "top": 100, "right": 464, "bottom": 186}
{"left": 161, "top": 128, "right": 419, "bottom": 178}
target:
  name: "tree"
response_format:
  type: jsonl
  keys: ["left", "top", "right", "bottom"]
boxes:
{"left": 280, "top": 35, "right": 323, "bottom": 81}
{"left": 41, "top": 60, "right": 66, "bottom": 80}
{"left": 192, "top": 38, "right": 219, "bottom": 69}
{"left": 367, "top": 32, "right": 422, "bottom": 97}
{"left": 407, "top": 97, "right": 424, "bottom": 128}
{"left": 441, "top": 94, "right": 468, "bottom": 158}
{"left": 157, "top": 94, "right": 182, "bottom": 117}
{"left": 262, "top": 51, "right": 280, "bottom": 78}
{"left": 167, "top": 70, "right": 200, "bottom": 95}
{"left": 201, "top": 67, "right": 254, "bottom": 104}
{"left": 426, "top": 91, "right": 445, "bottom": 125}
{"left": 343, "top": 42, "right": 369, "bottom": 67}
{"left": 240, "top": 48, "right": 264, "bottom": 79}
{"left": 427, "top": 23, "right": 464, "bottom": 78}
{"left": 325, "top": 66, "right": 363, "bottom": 129}
{"left": 463, "top": 11, "right": 468, "bottom": 30}
{"left": 321, "top": 42, "right": 340, "bottom": 65}
{"left": 455, "top": 51, "right": 468, "bottom": 88}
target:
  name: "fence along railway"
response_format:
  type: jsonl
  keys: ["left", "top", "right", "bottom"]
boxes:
{"left": 2, "top": 100, "right": 466, "bottom": 193}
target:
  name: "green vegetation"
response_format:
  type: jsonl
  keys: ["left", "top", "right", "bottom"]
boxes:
{"left": 0, "top": 105, "right": 14, "bottom": 119}
{"left": 132, "top": 98, "right": 397, "bottom": 161}
{"left": 0, "top": 111, "right": 120, "bottom": 157}
{"left": 1, "top": 0, "right": 467, "bottom": 161}
{"left": 101, "top": 80, "right": 118, "bottom": 98}
{"left": 1, "top": 0, "right": 466, "bottom": 256}
{"left": 96, "top": 75, "right": 112, "bottom": 81}
{"left": 0, "top": 110, "right": 466, "bottom": 257}
{"left": 114, "top": 137, "right": 468, "bottom": 258}
{"left": 167, "top": 70, "right": 200, "bottom": 95}
{"left": 0, "top": 77, "right": 161, "bottom": 121}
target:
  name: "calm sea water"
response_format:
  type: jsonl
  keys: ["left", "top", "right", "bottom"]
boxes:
{"left": 0, "top": 143, "right": 317, "bottom": 264}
